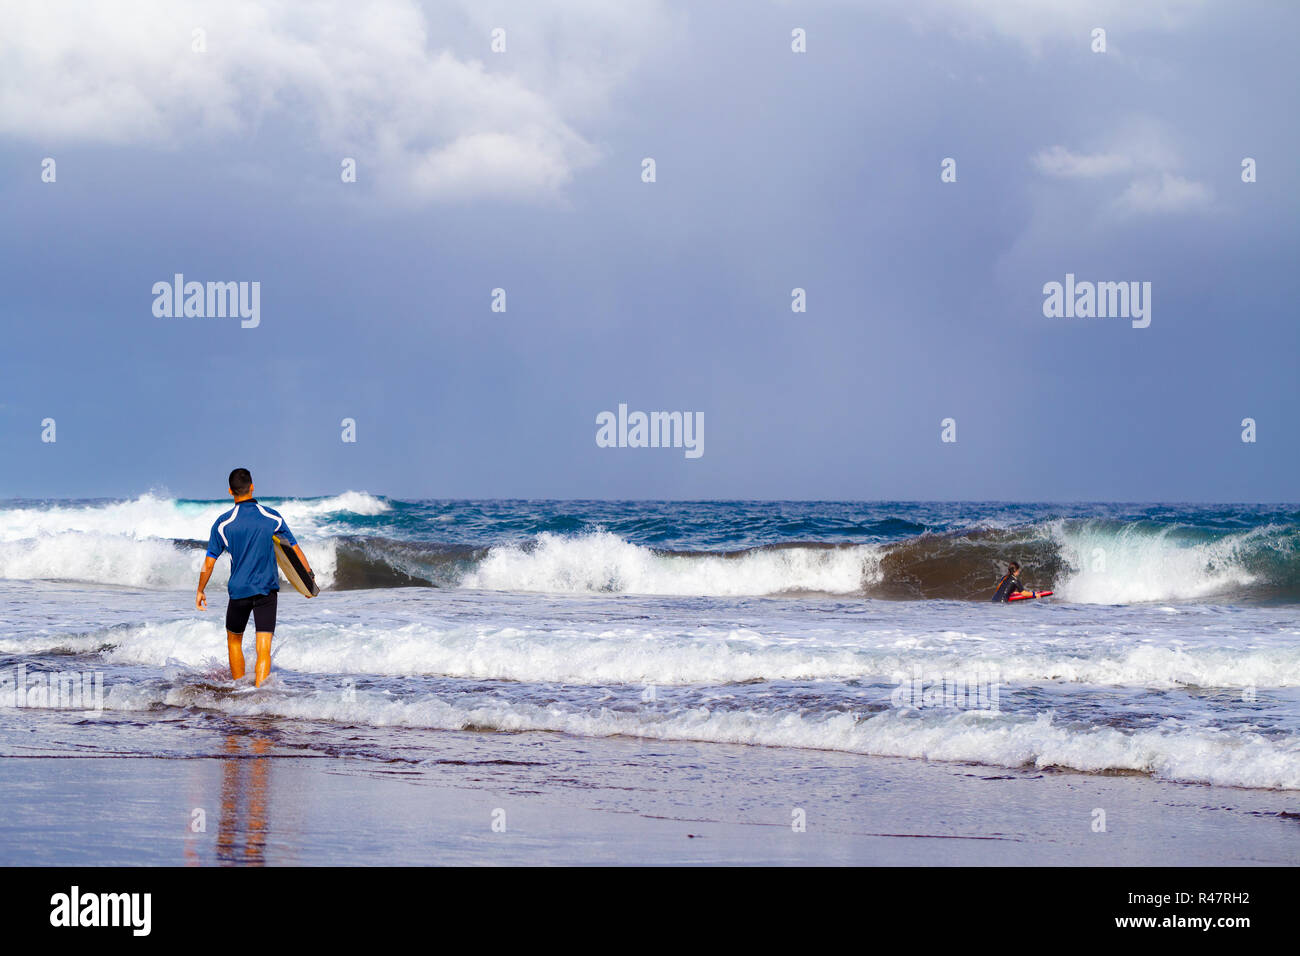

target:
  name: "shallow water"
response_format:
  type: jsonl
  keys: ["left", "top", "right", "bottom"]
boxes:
{"left": 2, "top": 496, "right": 1299, "bottom": 791}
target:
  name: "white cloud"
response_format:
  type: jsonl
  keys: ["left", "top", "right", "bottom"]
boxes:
{"left": 894, "top": 0, "right": 1210, "bottom": 52}
{"left": 1117, "top": 172, "right": 1212, "bottom": 215}
{"left": 1030, "top": 120, "right": 1211, "bottom": 216}
{"left": 1031, "top": 145, "right": 1133, "bottom": 179}
{"left": 0, "top": 0, "right": 671, "bottom": 203}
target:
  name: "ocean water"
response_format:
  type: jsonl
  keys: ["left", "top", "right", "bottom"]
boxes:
{"left": 2, "top": 495, "right": 1299, "bottom": 791}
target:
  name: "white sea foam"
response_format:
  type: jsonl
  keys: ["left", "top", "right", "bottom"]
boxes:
{"left": 1052, "top": 520, "right": 1265, "bottom": 604}
{"left": 0, "top": 493, "right": 208, "bottom": 542}
{"left": 0, "top": 533, "right": 221, "bottom": 590}
{"left": 0, "top": 498, "right": 1284, "bottom": 605}
{"left": 0, "top": 492, "right": 386, "bottom": 543}
{"left": 463, "top": 531, "right": 880, "bottom": 596}
{"left": 98, "top": 681, "right": 1300, "bottom": 790}
{"left": 0, "top": 493, "right": 381, "bottom": 587}
{"left": 0, "top": 523, "right": 874, "bottom": 596}
{"left": 11, "top": 616, "right": 1300, "bottom": 690}
{"left": 0, "top": 532, "right": 341, "bottom": 590}
{"left": 273, "top": 492, "right": 390, "bottom": 526}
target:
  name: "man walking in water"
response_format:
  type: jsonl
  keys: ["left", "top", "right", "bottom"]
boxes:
{"left": 195, "top": 468, "right": 312, "bottom": 686}
{"left": 991, "top": 560, "right": 1041, "bottom": 602}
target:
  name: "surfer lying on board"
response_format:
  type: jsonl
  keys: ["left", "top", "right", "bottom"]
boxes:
{"left": 991, "top": 561, "right": 1042, "bottom": 602}
{"left": 195, "top": 468, "right": 312, "bottom": 687}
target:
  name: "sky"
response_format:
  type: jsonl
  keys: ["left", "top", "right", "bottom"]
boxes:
{"left": 0, "top": 0, "right": 1296, "bottom": 502}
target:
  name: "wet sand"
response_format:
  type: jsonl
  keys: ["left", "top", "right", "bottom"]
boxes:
{"left": 2, "top": 725, "right": 1298, "bottom": 865}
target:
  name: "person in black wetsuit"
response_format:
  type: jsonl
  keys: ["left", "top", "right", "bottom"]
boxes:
{"left": 991, "top": 561, "right": 1031, "bottom": 602}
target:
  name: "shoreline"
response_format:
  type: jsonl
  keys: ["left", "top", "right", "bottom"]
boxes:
{"left": 3, "top": 727, "right": 1298, "bottom": 866}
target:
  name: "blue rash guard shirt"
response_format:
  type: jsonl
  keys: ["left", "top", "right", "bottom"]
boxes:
{"left": 206, "top": 499, "right": 297, "bottom": 599}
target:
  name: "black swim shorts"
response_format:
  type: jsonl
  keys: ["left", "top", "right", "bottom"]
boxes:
{"left": 225, "top": 590, "right": 278, "bottom": 634}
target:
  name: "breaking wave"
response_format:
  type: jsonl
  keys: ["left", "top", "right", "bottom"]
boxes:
{"left": 0, "top": 495, "right": 1296, "bottom": 604}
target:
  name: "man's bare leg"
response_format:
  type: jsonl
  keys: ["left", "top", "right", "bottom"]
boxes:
{"left": 227, "top": 631, "right": 246, "bottom": 681}
{"left": 254, "top": 631, "right": 273, "bottom": 686}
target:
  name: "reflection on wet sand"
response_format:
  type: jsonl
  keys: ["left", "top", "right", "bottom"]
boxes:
{"left": 215, "top": 732, "right": 272, "bottom": 865}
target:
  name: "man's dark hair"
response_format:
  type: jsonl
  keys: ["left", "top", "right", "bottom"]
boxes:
{"left": 228, "top": 468, "right": 253, "bottom": 496}
{"left": 1008, "top": 561, "right": 1021, "bottom": 573}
